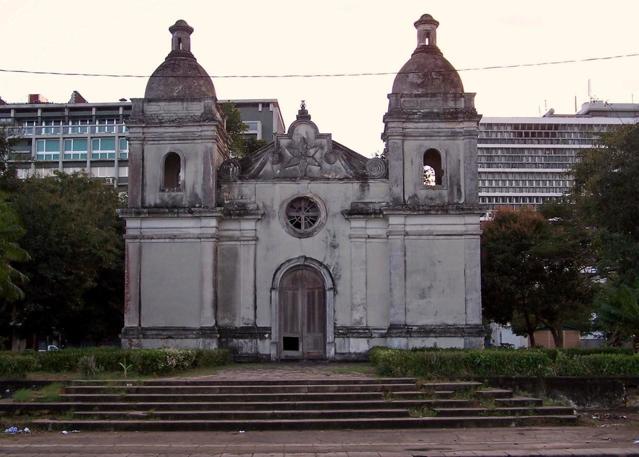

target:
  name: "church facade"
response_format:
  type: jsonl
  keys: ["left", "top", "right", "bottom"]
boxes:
{"left": 120, "top": 15, "right": 484, "bottom": 360}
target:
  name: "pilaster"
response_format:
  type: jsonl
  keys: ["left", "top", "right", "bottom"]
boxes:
{"left": 388, "top": 214, "right": 406, "bottom": 326}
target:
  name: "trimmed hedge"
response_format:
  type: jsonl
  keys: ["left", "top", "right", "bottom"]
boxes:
{"left": 0, "top": 347, "right": 231, "bottom": 378}
{"left": 369, "top": 347, "right": 639, "bottom": 378}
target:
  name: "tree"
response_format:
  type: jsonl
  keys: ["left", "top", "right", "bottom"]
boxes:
{"left": 0, "top": 129, "right": 20, "bottom": 192}
{"left": 595, "top": 281, "right": 639, "bottom": 349}
{"left": 221, "top": 102, "right": 248, "bottom": 157}
{"left": 573, "top": 123, "right": 639, "bottom": 284}
{"left": 221, "top": 102, "right": 268, "bottom": 158}
{"left": 573, "top": 123, "right": 639, "bottom": 347}
{"left": 7, "top": 172, "right": 124, "bottom": 345}
{"left": 0, "top": 196, "right": 29, "bottom": 303}
{"left": 482, "top": 206, "right": 594, "bottom": 347}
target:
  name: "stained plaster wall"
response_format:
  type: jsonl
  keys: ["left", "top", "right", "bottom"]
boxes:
{"left": 218, "top": 179, "right": 391, "bottom": 331}
{"left": 128, "top": 99, "right": 224, "bottom": 209}
{"left": 218, "top": 176, "right": 482, "bottom": 356}
{"left": 402, "top": 214, "right": 481, "bottom": 326}
{"left": 123, "top": 214, "right": 218, "bottom": 335}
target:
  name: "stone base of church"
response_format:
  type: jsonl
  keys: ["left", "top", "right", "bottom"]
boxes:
{"left": 120, "top": 326, "right": 219, "bottom": 350}
{"left": 120, "top": 324, "right": 483, "bottom": 359}
{"left": 334, "top": 324, "right": 484, "bottom": 359}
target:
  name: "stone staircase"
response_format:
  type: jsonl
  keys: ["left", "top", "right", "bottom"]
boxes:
{"left": 3, "top": 378, "right": 577, "bottom": 430}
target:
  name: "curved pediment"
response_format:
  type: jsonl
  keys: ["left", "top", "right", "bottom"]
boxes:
{"left": 219, "top": 105, "right": 387, "bottom": 182}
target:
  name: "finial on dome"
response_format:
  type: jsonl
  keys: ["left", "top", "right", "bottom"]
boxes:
{"left": 169, "top": 19, "right": 194, "bottom": 54}
{"left": 297, "top": 100, "right": 311, "bottom": 120}
{"left": 414, "top": 14, "right": 439, "bottom": 47}
{"left": 144, "top": 20, "right": 216, "bottom": 100}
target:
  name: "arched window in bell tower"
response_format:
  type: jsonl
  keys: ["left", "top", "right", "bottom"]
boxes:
{"left": 423, "top": 149, "right": 443, "bottom": 186}
{"left": 163, "top": 152, "right": 182, "bottom": 191}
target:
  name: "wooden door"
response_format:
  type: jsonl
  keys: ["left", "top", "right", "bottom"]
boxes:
{"left": 279, "top": 267, "right": 326, "bottom": 359}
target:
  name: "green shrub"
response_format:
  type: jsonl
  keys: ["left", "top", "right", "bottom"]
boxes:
{"left": 467, "top": 350, "right": 553, "bottom": 377}
{"left": 0, "top": 347, "right": 230, "bottom": 377}
{"left": 368, "top": 348, "right": 639, "bottom": 378}
{"left": 34, "top": 347, "right": 123, "bottom": 372}
{"left": 77, "top": 355, "right": 100, "bottom": 377}
{"left": 0, "top": 354, "right": 37, "bottom": 378}
{"left": 128, "top": 349, "right": 197, "bottom": 375}
{"left": 554, "top": 353, "right": 639, "bottom": 376}
{"left": 561, "top": 347, "right": 634, "bottom": 357}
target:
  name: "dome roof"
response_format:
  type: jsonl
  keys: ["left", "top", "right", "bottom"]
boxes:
{"left": 145, "top": 58, "right": 216, "bottom": 100}
{"left": 144, "top": 20, "right": 216, "bottom": 100}
{"left": 391, "top": 46, "right": 463, "bottom": 95}
{"left": 391, "top": 14, "right": 464, "bottom": 95}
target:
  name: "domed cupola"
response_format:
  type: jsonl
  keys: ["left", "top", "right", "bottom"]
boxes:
{"left": 144, "top": 20, "right": 217, "bottom": 100}
{"left": 391, "top": 14, "right": 463, "bottom": 95}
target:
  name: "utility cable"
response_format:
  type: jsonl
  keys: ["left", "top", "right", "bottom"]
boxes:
{"left": 0, "top": 52, "right": 637, "bottom": 79}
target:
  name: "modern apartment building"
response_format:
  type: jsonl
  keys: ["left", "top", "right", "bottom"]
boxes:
{"left": 0, "top": 93, "right": 131, "bottom": 187}
{"left": 478, "top": 101, "right": 639, "bottom": 216}
{"left": 220, "top": 98, "right": 285, "bottom": 142}
{"left": 0, "top": 93, "right": 285, "bottom": 188}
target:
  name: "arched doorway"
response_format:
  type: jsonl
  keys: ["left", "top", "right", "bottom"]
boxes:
{"left": 277, "top": 266, "right": 326, "bottom": 359}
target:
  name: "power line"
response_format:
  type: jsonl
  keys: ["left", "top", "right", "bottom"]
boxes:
{"left": 0, "top": 52, "right": 637, "bottom": 79}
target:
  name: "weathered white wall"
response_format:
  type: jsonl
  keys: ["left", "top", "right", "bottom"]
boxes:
{"left": 140, "top": 241, "right": 202, "bottom": 327}
{"left": 218, "top": 177, "right": 482, "bottom": 357}
{"left": 219, "top": 179, "right": 391, "bottom": 331}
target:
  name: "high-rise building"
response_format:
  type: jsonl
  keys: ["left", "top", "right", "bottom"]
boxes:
{"left": 0, "top": 93, "right": 131, "bottom": 187}
{"left": 477, "top": 101, "right": 639, "bottom": 216}
{"left": 0, "top": 93, "right": 284, "bottom": 188}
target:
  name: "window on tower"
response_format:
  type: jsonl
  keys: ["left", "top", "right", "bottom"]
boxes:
{"left": 423, "top": 149, "right": 443, "bottom": 186}
{"left": 163, "top": 152, "right": 182, "bottom": 192}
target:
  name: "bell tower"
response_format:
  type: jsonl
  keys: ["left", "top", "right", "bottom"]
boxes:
{"left": 121, "top": 20, "right": 228, "bottom": 349}
{"left": 382, "top": 14, "right": 481, "bottom": 208}
{"left": 381, "top": 15, "right": 484, "bottom": 348}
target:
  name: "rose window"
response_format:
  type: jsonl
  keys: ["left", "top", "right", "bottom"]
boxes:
{"left": 286, "top": 197, "right": 321, "bottom": 234}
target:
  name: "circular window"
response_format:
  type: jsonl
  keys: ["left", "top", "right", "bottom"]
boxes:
{"left": 282, "top": 196, "right": 325, "bottom": 238}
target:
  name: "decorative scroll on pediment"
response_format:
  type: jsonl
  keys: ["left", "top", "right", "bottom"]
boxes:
{"left": 218, "top": 102, "right": 387, "bottom": 181}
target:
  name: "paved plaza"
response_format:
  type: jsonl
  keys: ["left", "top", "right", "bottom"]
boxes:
{"left": 1, "top": 425, "right": 639, "bottom": 456}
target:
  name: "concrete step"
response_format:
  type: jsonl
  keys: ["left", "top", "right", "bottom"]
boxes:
{"left": 433, "top": 406, "right": 576, "bottom": 417}
{"left": 72, "top": 408, "right": 411, "bottom": 420}
{"left": 69, "top": 378, "right": 418, "bottom": 386}
{"left": 418, "top": 382, "right": 483, "bottom": 391}
{"left": 60, "top": 391, "right": 389, "bottom": 402}
{"left": 63, "top": 383, "right": 418, "bottom": 394}
{"left": 476, "top": 388, "right": 513, "bottom": 398}
{"left": 0, "top": 398, "right": 480, "bottom": 414}
{"left": 32, "top": 415, "right": 578, "bottom": 431}
{"left": 393, "top": 390, "right": 456, "bottom": 399}
{"left": 495, "top": 396, "right": 543, "bottom": 407}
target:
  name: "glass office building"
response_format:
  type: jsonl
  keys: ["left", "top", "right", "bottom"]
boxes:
{"left": 478, "top": 102, "right": 639, "bottom": 216}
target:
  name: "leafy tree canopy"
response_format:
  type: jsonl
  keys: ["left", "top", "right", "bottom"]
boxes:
{"left": 595, "top": 280, "right": 639, "bottom": 348}
{"left": 572, "top": 123, "right": 639, "bottom": 283}
{"left": 221, "top": 102, "right": 268, "bottom": 158}
{"left": 482, "top": 206, "right": 594, "bottom": 347}
{"left": 0, "top": 194, "right": 29, "bottom": 303}
{"left": 573, "top": 123, "right": 639, "bottom": 347}
{"left": 6, "top": 172, "right": 124, "bottom": 345}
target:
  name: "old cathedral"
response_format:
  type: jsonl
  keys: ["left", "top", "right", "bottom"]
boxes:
{"left": 120, "top": 15, "right": 483, "bottom": 360}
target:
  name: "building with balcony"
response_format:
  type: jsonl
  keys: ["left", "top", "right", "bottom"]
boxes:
{"left": 0, "top": 93, "right": 131, "bottom": 187}
{"left": 478, "top": 101, "right": 639, "bottom": 216}
{"left": 0, "top": 93, "right": 285, "bottom": 188}
{"left": 221, "top": 99, "right": 285, "bottom": 142}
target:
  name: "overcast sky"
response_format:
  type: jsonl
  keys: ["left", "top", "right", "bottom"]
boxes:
{"left": 1, "top": 0, "right": 637, "bottom": 155}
